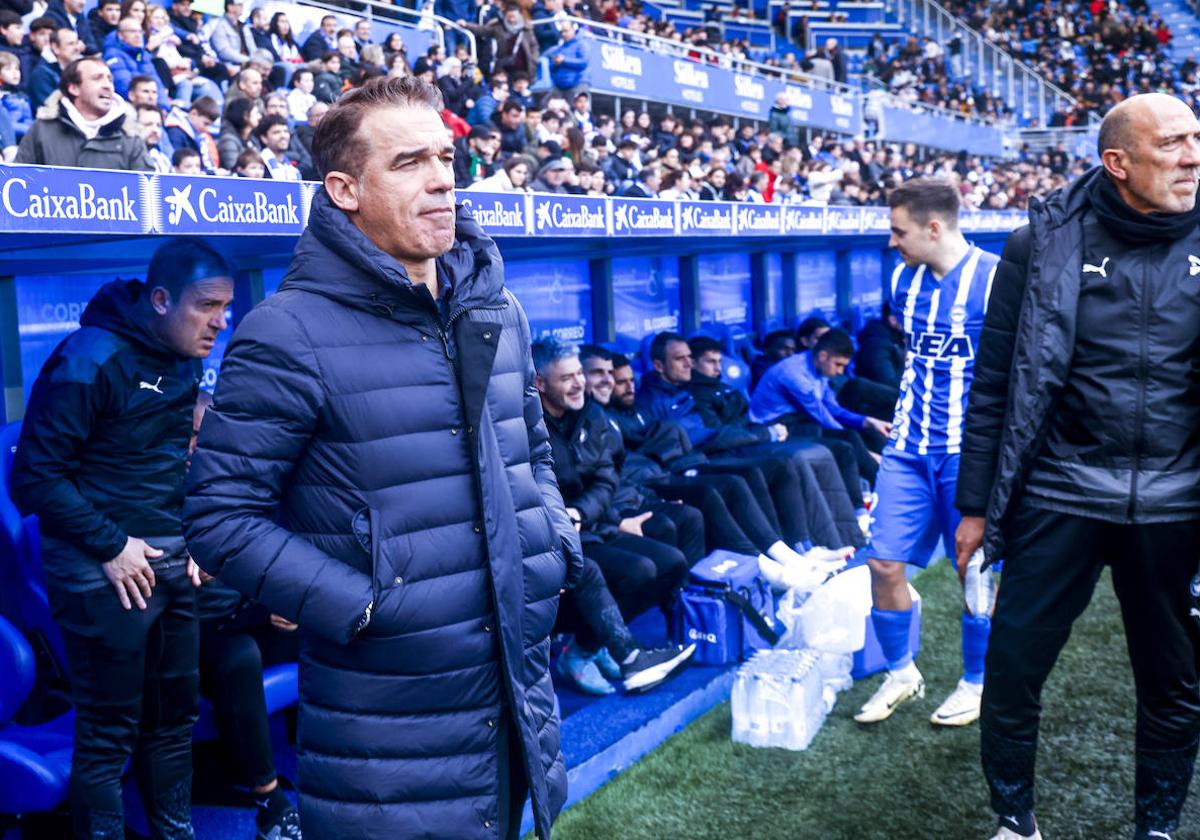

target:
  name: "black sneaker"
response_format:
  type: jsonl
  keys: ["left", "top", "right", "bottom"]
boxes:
{"left": 1133, "top": 830, "right": 1173, "bottom": 840}
{"left": 621, "top": 643, "right": 696, "bottom": 693}
{"left": 257, "top": 807, "right": 302, "bottom": 840}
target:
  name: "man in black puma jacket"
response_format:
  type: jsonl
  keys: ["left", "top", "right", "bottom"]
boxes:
{"left": 955, "top": 93, "right": 1200, "bottom": 840}
{"left": 11, "top": 239, "right": 234, "bottom": 839}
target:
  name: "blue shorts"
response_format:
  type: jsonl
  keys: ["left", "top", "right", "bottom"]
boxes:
{"left": 865, "top": 448, "right": 960, "bottom": 568}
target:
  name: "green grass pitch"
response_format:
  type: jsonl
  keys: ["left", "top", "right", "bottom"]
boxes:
{"left": 549, "top": 561, "right": 1200, "bottom": 839}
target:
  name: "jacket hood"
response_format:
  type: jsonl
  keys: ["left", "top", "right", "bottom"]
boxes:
{"left": 687, "top": 370, "right": 722, "bottom": 390}
{"left": 278, "top": 188, "right": 507, "bottom": 317}
{"left": 1030, "top": 164, "right": 1102, "bottom": 231}
{"left": 79, "top": 278, "right": 177, "bottom": 357}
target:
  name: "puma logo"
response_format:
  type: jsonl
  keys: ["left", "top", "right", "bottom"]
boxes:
{"left": 139, "top": 376, "right": 164, "bottom": 394}
{"left": 1082, "top": 257, "right": 1110, "bottom": 278}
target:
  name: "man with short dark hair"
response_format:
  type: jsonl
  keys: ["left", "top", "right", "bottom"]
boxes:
{"left": 164, "top": 94, "right": 219, "bottom": 172}
{"left": 136, "top": 104, "right": 171, "bottom": 171}
{"left": 254, "top": 112, "right": 299, "bottom": 181}
{"left": 958, "top": 92, "right": 1200, "bottom": 840}
{"left": 17, "top": 54, "right": 151, "bottom": 168}
{"left": 12, "top": 238, "right": 235, "bottom": 839}
{"left": 751, "top": 328, "right": 797, "bottom": 390}
{"left": 184, "top": 76, "right": 581, "bottom": 840}
{"left": 453, "top": 122, "right": 497, "bottom": 187}
{"left": 851, "top": 176, "right": 1001, "bottom": 730}
{"left": 86, "top": 0, "right": 120, "bottom": 43}
{"left": 301, "top": 13, "right": 338, "bottom": 62}
{"left": 43, "top": 0, "right": 98, "bottom": 55}
{"left": 27, "top": 25, "right": 80, "bottom": 110}
{"left": 209, "top": 0, "right": 252, "bottom": 72}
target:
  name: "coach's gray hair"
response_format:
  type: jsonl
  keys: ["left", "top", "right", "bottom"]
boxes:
{"left": 531, "top": 336, "right": 578, "bottom": 378}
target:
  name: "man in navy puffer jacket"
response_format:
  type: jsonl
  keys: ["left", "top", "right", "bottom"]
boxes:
{"left": 183, "top": 76, "right": 583, "bottom": 840}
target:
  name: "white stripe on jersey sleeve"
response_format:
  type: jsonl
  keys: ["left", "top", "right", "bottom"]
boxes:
{"left": 893, "top": 265, "right": 926, "bottom": 453}
{"left": 945, "top": 248, "right": 982, "bottom": 453}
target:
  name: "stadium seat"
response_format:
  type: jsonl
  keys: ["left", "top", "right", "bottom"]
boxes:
{"left": 0, "top": 613, "right": 73, "bottom": 815}
{"left": 0, "top": 422, "right": 65, "bottom": 673}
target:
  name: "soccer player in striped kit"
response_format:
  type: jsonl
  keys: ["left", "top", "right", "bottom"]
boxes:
{"left": 854, "top": 178, "right": 1001, "bottom": 726}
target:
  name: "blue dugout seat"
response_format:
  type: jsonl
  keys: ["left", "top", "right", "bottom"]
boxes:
{"left": 0, "top": 613, "right": 73, "bottom": 815}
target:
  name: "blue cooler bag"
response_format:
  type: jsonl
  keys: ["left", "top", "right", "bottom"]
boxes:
{"left": 674, "top": 551, "right": 781, "bottom": 665}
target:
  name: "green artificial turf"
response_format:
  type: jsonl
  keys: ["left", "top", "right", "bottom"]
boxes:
{"left": 548, "top": 560, "right": 1200, "bottom": 839}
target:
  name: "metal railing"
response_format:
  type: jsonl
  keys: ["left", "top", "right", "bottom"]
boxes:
{"left": 885, "top": 0, "right": 1076, "bottom": 126}
{"left": 532, "top": 14, "right": 861, "bottom": 97}
{"left": 293, "top": 0, "right": 479, "bottom": 64}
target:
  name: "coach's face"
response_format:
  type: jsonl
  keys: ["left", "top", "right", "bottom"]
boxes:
{"left": 1110, "top": 96, "right": 1200, "bottom": 214}
{"left": 341, "top": 105, "right": 457, "bottom": 266}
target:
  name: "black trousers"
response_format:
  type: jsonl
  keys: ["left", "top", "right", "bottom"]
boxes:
{"left": 584, "top": 534, "right": 688, "bottom": 621}
{"left": 655, "top": 474, "right": 773, "bottom": 556}
{"left": 556, "top": 555, "right": 636, "bottom": 660}
{"left": 197, "top": 617, "right": 300, "bottom": 789}
{"left": 640, "top": 500, "right": 706, "bottom": 564}
{"left": 837, "top": 375, "right": 899, "bottom": 424}
{"left": 981, "top": 501, "right": 1200, "bottom": 833}
{"left": 49, "top": 570, "right": 199, "bottom": 840}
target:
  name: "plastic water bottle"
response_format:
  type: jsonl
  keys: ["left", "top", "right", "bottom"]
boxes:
{"left": 964, "top": 549, "right": 997, "bottom": 617}
{"left": 748, "top": 674, "right": 768, "bottom": 747}
{"left": 731, "top": 671, "right": 750, "bottom": 743}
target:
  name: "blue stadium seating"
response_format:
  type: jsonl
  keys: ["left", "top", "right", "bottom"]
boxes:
{"left": 0, "top": 422, "right": 64, "bottom": 674}
{"left": 0, "top": 613, "right": 73, "bottom": 816}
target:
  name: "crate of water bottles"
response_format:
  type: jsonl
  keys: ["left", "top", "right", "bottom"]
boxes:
{"left": 731, "top": 649, "right": 828, "bottom": 751}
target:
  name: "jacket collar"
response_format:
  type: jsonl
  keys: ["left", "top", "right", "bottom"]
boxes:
{"left": 279, "top": 188, "right": 506, "bottom": 319}
{"left": 1030, "top": 165, "right": 1101, "bottom": 233}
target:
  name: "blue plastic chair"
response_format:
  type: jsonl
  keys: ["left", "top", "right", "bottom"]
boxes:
{"left": 0, "top": 613, "right": 73, "bottom": 815}
{"left": 0, "top": 422, "right": 66, "bottom": 672}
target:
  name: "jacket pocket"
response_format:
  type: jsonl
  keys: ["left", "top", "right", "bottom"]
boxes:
{"left": 352, "top": 506, "right": 388, "bottom": 607}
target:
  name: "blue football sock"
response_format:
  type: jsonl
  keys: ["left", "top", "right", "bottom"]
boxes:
{"left": 871, "top": 607, "right": 913, "bottom": 671}
{"left": 961, "top": 611, "right": 991, "bottom": 685}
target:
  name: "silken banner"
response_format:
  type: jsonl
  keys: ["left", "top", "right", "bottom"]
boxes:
{"left": 879, "top": 105, "right": 1007, "bottom": 158}
{"left": 0, "top": 166, "right": 1025, "bottom": 239}
{"left": 589, "top": 38, "right": 862, "bottom": 134}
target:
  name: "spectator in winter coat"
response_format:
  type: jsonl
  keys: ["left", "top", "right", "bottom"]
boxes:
{"left": 0, "top": 51, "right": 32, "bottom": 136}
{"left": 459, "top": 4, "right": 540, "bottom": 76}
{"left": 164, "top": 93, "right": 219, "bottom": 171}
{"left": 183, "top": 75, "right": 581, "bottom": 840}
{"left": 300, "top": 14, "right": 338, "bottom": 62}
{"left": 28, "top": 27, "right": 82, "bottom": 111}
{"left": 17, "top": 56, "right": 151, "bottom": 169}
{"left": 103, "top": 17, "right": 165, "bottom": 108}
{"left": 44, "top": 0, "right": 99, "bottom": 55}
{"left": 542, "top": 18, "right": 588, "bottom": 100}
{"left": 11, "top": 239, "right": 234, "bottom": 840}
{"left": 209, "top": 0, "right": 254, "bottom": 71}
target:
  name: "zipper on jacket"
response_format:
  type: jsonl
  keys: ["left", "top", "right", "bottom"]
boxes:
{"left": 1127, "top": 267, "right": 1152, "bottom": 521}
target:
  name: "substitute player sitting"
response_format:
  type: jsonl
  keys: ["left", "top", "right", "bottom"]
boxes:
{"left": 854, "top": 178, "right": 1001, "bottom": 727}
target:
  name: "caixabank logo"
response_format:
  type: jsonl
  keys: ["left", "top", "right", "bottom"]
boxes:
{"left": 0, "top": 166, "right": 150, "bottom": 234}
{"left": 735, "top": 205, "right": 781, "bottom": 236}
{"left": 155, "top": 174, "right": 306, "bottom": 234}
{"left": 532, "top": 196, "right": 606, "bottom": 236}
{"left": 824, "top": 206, "right": 863, "bottom": 235}
{"left": 677, "top": 202, "right": 733, "bottom": 235}
{"left": 612, "top": 199, "right": 675, "bottom": 236}
{"left": 783, "top": 206, "right": 825, "bottom": 234}
{"left": 459, "top": 193, "right": 528, "bottom": 236}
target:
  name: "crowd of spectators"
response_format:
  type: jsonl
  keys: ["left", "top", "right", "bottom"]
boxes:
{"left": 0, "top": 0, "right": 1094, "bottom": 207}
{"left": 939, "top": 0, "right": 1188, "bottom": 123}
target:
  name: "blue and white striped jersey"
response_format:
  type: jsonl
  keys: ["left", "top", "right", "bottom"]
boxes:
{"left": 888, "top": 245, "right": 1001, "bottom": 456}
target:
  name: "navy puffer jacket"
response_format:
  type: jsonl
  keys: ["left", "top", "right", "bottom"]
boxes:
{"left": 183, "top": 190, "right": 583, "bottom": 839}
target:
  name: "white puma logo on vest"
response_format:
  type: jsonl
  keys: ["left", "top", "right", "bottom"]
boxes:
{"left": 1082, "top": 257, "right": 1110, "bottom": 278}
